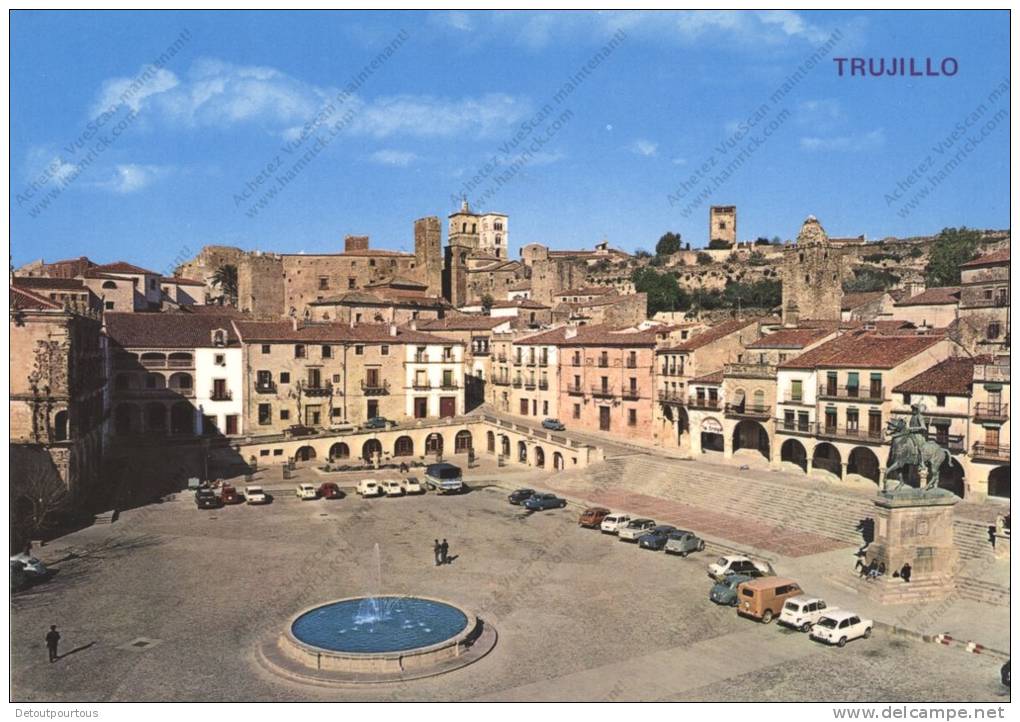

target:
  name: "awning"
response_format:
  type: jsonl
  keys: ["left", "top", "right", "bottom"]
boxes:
{"left": 730, "top": 391, "right": 745, "bottom": 408}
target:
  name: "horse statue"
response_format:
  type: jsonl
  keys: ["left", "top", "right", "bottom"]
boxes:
{"left": 884, "top": 416, "right": 956, "bottom": 492}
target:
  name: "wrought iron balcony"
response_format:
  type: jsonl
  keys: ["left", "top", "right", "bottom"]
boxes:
{"left": 973, "top": 402, "right": 1009, "bottom": 421}
{"left": 440, "top": 381, "right": 459, "bottom": 390}
{"left": 725, "top": 403, "right": 772, "bottom": 419}
{"left": 523, "top": 381, "right": 536, "bottom": 390}
{"left": 511, "top": 379, "right": 523, "bottom": 388}
{"left": 255, "top": 381, "right": 277, "bottom": 394}
{"left": 816, "top": 424, "right": 885, "bottom": 443}
{"left": 492, "top": 376, "right": 510, "bottom": 386}
{"left": 412, "top": 382, "right": 432, "bottom": 391}
{"left": 818, "top": 386, "right": 885, "bottom": 402}
{"left": 657, "top": 389, "right": 685, "bottom": 404}
{"left": 567, "top": 383, "right": 585, "bottom": 395}
{"left": 590, "top": 385, "right": 615, "bottom": 398}
{"left": 209, "top": 389, "right": 233, "bottom": 401}
{"left": 687, "top": 397, "right": 721, "bottom": 411}
{"left": 301, "top": 385, "right": 331, "bottom": 398}
{"left": 972, "top": 442, "right": 1010, "bottom": 462}
{"left": 775, "top": 418, "right": 814, "bottom": 436}
{"left": 622, "top": 387, "right": 641, "bottom": 400}
{"left": 361, "top": 379, "right": 390, "bottom": 395}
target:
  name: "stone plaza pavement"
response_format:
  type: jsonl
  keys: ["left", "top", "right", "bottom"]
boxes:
{"left": 9, "top": 461, "right": 1010, "bottom": 703}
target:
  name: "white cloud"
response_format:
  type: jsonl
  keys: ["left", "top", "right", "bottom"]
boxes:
{"left": 630, "top": 139, "right": 658, "bottom": 157}
{"left": 800, "top": 129, "right": 885, "bottom": 152}
{"left": 352, "top": 93, "right": 531, "bottom": 139}
{"left": 93, "top": 164, "right": 171, "bottom": 193}
{"left": 671, "top": 157, "right": 687, "bottom": 166}
{"left": 796, "top": 99, "right": 845, "bottom": 131}
{"left": 675, "top": 10, "right": 832, "bottom": 45}
{"left": 370, "top": 149, "right": 418, "bottom": 167}
{"left": 91, "top": 66, "right": 180, "bottom": 116}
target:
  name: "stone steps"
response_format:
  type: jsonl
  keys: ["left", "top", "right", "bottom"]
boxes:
{"left": 955, "top": 576, "right": 1010, "bottom": 606}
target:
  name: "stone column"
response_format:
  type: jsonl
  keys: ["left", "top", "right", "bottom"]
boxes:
{"left": 840, "top": 462, "right": 848, "bottom": 480}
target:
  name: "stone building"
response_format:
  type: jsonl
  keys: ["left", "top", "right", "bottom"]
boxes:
{"left": 10, "top": 277, "right": 100, "bottom": 314}
{"left": 890, "top": 286, "right": 961, "bottom": 328}
{"left": 10, "top": 285, "right": 106, "bottom": 507}
{"left": 956, "top": 248, "right": 1010, "bottom": 355}
{"left": 160, "top": 276, "right": 207, "bottom": 306}
{"left": 82, "top": 262, "right": 165, "bottom": 313}
{"left": 780, "top": 216, "right": 851, "bottom": 325}
{"left": 709, "top": 205, "right": 737, "bottom": 246}
{"left": 967, "top": 355, "right": 1010, "bottom": 498}
{"left": 230, "top": 320, "right": 464, "bottom": 436}
{"left": 416, "top": 315, "right": 513, "bottom": 409}
{"left": 307, "top": 277, "right": 450, "bottom": 324}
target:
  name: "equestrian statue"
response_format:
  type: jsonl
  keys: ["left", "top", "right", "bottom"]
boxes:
{"left": 883, "top": 403, "right": 956, "bottom": 494}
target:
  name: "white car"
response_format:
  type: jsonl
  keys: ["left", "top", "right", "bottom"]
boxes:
{"left": 401, "top": 477, "right": 424, "bottom": 494}
{"left": 295, "top": 483, "right": 318, "bottom": 500}
{"left": 618, "top": 518, "right": 657, "bottom": 542}
{"left": 707, "top": 555, "right": 774, "bottom": 581}
{"left": 810, "top": 610, "right": 873, "bottom": 647}
{"left": 383, "top": 480, "right": 405, "bottom": 497}
{"left": 357, "top": 479, "right": 383, "bottom": 497}
{"left": 600, "top": 514, "right": 632, "bottom": 534}
{"left": 244, "top": 485, "right": 268, "bottom": 505}
{"left": 778, "top": 595, "right": 836, "bottom": 632}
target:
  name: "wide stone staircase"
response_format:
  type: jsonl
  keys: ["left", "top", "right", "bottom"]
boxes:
{"left": 567, "top": 454, "right": 999, "bottom": 563}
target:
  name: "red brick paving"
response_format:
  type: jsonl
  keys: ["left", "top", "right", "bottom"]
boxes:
{"left": 547, "top": 484, "right": 850, "bottom": 558}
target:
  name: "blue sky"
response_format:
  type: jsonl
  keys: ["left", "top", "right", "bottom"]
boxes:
{"left": 11, "top": 10, "right": 1010, "bottom": 272}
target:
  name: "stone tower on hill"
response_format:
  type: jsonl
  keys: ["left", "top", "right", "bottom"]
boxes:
{"left": 781, "top": 215, "right": 849, "bottom": 325}
{"left": 710, "top": 205, "right": 737, "bottom": 247}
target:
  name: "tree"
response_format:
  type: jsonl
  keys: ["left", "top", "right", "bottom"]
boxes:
{"left": 632, "top": 268, "right": 688, "bottom": 316}
{"left": 696, "top": 251, "right": 713, "bottom": 265}
{"left": 10, "top": 449, "right": 69, "bottom": 549}
{"left": 708, "top": 239, "right": 731, "bottom": 250}
{"left": 480, "top": 293, "right": 494, "bottom": 313}
{"left": 925, "top": 227, "right": 980, "bottom": 286}
{"left": 212, "top": 264, "right": 239, "bottom": 305}
{"left": 655, "top": 231, "right": 682, "bottom": 257}
{"left": 754, "top": 237, "right": 770, "bottom": 245}
{"left": 634, "top": 249, "right": 652, "bottom": 260}
{"left": 844, "top": 268, "right": 899, "bottom": 292}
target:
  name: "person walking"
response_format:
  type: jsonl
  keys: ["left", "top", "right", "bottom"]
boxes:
{"left": 440, "top": 538, "right": 449, "bottom": 565}
{"left": 900, "top": 562, "right": 912, "bottom": 583}
{"left": 433, "top": 539, "right": 441, "bottom": 566}
{"left": 45, "top": 626, "right": 60, "bottom": 663}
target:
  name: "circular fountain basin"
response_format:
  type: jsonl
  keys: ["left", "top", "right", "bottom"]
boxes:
{"left": 279, "top": 595, "right": 481, "bottom": 676}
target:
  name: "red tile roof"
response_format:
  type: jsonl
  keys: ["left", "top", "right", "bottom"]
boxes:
{"left": 841, "top": 291, "right": 886, "bottom": 311}
{"left": 105, "top": 312, "right": 242, "bottom": 348}
{"left": 231, "top": 321, "right": 459, "bottom": 345}
{"left": 658, "top": 318, "right": 759, "bottom": 353}
{"left": 779, "top": 332, "right": 945, "bottom": 370}
{"left": 490, "top": 299, "right": 549, "bottom": 309}
{"left": 554, "top": 286, "right": 616, "bottom": 297}
{"left": 892, "top": 357, "right": 977, "bottom": 396}
{"left": 893, "top": 286, "right": 960, "bottom": 306}
{"left": 162, "top": 276, "right": 206, "bottom": 286}
{"left": 690, "top": 369, "right": 724, "bottom": 385}
{"left": 12, "top": 276, "right": 88, "bottom": 291}
{"left": 960, "top": 247, "right": 1010, "bottom": 268}
{"left": 746, "top": 326, "right": 835, "bottom": 350}
{"left": 94, "top": 261, "right": 160, "bottom": 276}
{"left": 417, "top": 316, "right": 510, "bottom": 331}
{"left": 517, "top": 324, "right": 659, "bottom": 347}
{"left": 11, "top": 286, "right": 62, "bottom": 310}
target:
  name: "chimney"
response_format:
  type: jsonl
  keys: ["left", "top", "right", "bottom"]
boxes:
{"left": 907, "top": 279, "right": 926, "bottom": 298}
{"left": 291, "top": 316, "right": 298, "bottom": 331}
{"left": 389, "top": 323, "right": 397, "bottom": 337}
{"left": 565, "top": 326, "right": 578, "bottom": 340}
{"left": 408, "top": 319, "right": 417, "bottom": 331}
{"left": 344, "top": 235, "right": 370, "bottom": 253}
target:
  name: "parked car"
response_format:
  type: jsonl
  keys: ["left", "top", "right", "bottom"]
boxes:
{"left": 664, "top": 530, "right": 706, "bottom": 557}
{"left": 318, "top": 482, "right": 343, "bottom": 499}
{"left": 737, "top": 577, "right": 804, "bottom": 624}
{"left": 244, "top": 485, "right": 269, "bottom": 505}
{"left": 778, "top": 595, "right": 835, "bottom": 632}
{"left": 10, "top": 559, "right": 28, "bottom": 591}
{"left": 541, "top": 418, "right": 566, "bottom": 431}
{"left": 220, "top": 484, "right": 242, "bottom": 505}
{"left": 578, "top": 506, "right": 611, "bottom": 528}
{"left": 508, "top": 488, "right": 536, "bottom": 505}
{"left": 10, "top": 553, "right": 48, "bottom": 579}
{"left": 196, "top": 488, "right": 222, "bottom": 509}
{"left": 618, "top": 518, "right": 657, "bottom": 542}
{"left": 401, "top": 477, "right": 424, "bottom": 494}
{"left": 362, "top": 416, "right": 392, "bottom": 430}
{"left": 523, "top": 493, "right": 567, "bottom": 511}
{"left": 383, "top": 480, "right": 405, "bottom": 497}
{"left": 709, "top": 573, "right": 755, "bottom": 606}
{"left": 810, "top": 610, "right": 873, "bottom": 647}
{"left": 637, "top": 525, "right": 678, "bottom": 550}
{"left": 425, "top": 463, "right": 464, "bottom": 494}
{"left": 357, "top": 479, "right": 383, "bottom": 497}
{"left": 707, "top": 555, "right": 773, "bottom": 581}
{"left": 295, "top": 483, "right": 319, "bottom": 500}
{"left": 600, "top": 514, "right": 632, "bottom": 534}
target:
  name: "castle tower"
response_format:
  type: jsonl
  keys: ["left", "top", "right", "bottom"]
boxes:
{"left": 447, "top": 197, "right": 480, "bottom": 251}
{"left": 414, "top": 216, "right": 443, "bottom": 298}
{"left": 781, "top": 215, "right": 847, "bottom": 325}
{"left": 478, "top": 212, "right": 508, "bottom": 259}
{"left": 443, "top": 237, "right": 472, "bottom": 307}
{"left": 710, "top": 205, "right": 737, "bottom": 246}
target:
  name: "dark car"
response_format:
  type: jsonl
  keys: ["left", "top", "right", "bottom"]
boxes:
{"left": 709, "top": 573, "right": 755, "bottom": 606}
{"left": 637, "top": 525, "right": 678, "bottom": 550}
{"left": 508, "top": 488, "right": 536, "bottom": 505}
{"left": 363, "top": 416, "right": 392, "bottom": 430}
{"left": 523, "top": 493, "right": 567, "bottom": 511}
{"left": 195, "top": 488, "right": 222, "bottom": 509}
{"left": 541, "top": 418, "right": 566, "bottom": 431}
{"left": 318, "top": 482, "right": 344, "bottom": 499}
{"left": 1002, "top": 660, "right": 1010, "bottom": 687}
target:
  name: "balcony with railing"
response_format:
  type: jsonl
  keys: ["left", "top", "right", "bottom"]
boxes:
{"left": 621, "top": 386, "right": 641, "bottom": 400}
{"left": 492, "top": 375, "right": 510, "bottom": 386}
{"left": 659, "top": 366, "right": 683, "bottom": 377}
{"left": 361, "top": 379, "right": 390, "bottom": 395}
{"left": 973, "top": 402, "right": 1009, "bottom": 421}
{"left": 301, "top": 384, "right": 331, "bottom": 398}
{"left": 440, "top": 381, "right": 460, "bottom": 391}
{"left": 626, "top": 359, "right": 638, "bottom": 369}
{"left": 597, "top": 359, "right": 609, "bottom": 368}
{"left": 255, "top": 381, "right": 277, "bottom": 394}
{"left": 590, "top": 385, "right": 615, "bottom": 398}
{"left": 971, "top": 442, "right": 1010, "bottom": 462}
{"left": 412, "top": 381, "right": 432, "bottom": 391}
{"left": 566, "top": 383, "right": 585, "bottom": 395}
{"left": 724, "top": 363, "right": 777, "bottom": 379}
{"left": 513, "top": 356, "right": 524, "bottom": 366}
{"left": 816, "top": 424, "right": 885, "bottom": 444}
{"left": 973, "top": 364, "right": 1010, "bottom": 383}
{"left": 775, "top": 418, "right": 814, "bottom": 436}
{"left": 538, "top": 380, "right": 549, "bottom": 390}
{"left": 523, "top": 380, "right": 536, "bottom": 390}
{"left": 935, "top": 435, "right": 966, "bottom": 453}
{"left": 688, "top": 397, "right": 721, "bottom": 411}
{"left": 725, "top": 403, "right": 772, "bottom": 420}
{"left": 496, "top": 354, "right": 507, "bottom": 363}
{"left": 818, "top": 385, "right": 885, "bottom": 402}
{"left": 658, "top": 389, "right": 686, "bottom": 404}
{"left": 210, "top": 388, "right": 233, "bottom": 402}
{"left": 511, "top": 379, "right": 523, "bottom": 389}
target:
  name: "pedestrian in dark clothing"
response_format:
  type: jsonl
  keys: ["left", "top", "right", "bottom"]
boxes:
{"left": 854, "top": 557, "right": 867, "bottom": 575}
{"left": 45, "top": 626, "right": 60, "bottom": 663}
{"left": 433, "top": 539, "right": 441, "bottom": 566}
{"left": 440, "top": 539, "right": 449, "bottom": 565}
{"left": 900, "top": 562, "right": 912, "bottom": 583}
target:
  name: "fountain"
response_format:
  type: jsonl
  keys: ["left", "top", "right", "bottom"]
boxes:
{"left": 261, "top": 543, "right": 495, "bottom": 683}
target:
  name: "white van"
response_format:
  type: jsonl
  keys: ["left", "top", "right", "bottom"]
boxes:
{"left": 778, "top": 595, "right": 835, "bottom": 632}
{"left": 357, "top": 479, "right": 383, "bottom": 497}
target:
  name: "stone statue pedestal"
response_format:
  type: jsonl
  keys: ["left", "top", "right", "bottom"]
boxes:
{"left": 857, "top": 490, "right": 959, "bottom": 604}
